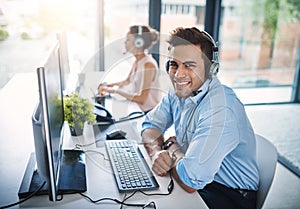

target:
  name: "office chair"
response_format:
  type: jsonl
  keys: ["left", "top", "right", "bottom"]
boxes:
{"left": 255, "top": 134, "right": 278, "bottom": 209}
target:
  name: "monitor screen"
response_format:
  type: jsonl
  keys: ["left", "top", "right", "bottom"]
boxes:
{"left": 57, "top": 31, "right": 70, "bottom": 93}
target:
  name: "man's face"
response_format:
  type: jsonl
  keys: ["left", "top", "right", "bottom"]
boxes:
{"left": 168, "top": 44, "right": 207, "bottom": 98}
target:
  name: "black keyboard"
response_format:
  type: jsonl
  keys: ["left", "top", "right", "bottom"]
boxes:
{"left": 105, "top": 140, "right": 159, "bottom": 192}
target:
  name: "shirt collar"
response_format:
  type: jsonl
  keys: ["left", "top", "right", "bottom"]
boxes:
{"left": 169, "top": 77, "right": 219, "bottom": 105}
{"left": 189, "top": 77, "right": 217, "bottom": 104}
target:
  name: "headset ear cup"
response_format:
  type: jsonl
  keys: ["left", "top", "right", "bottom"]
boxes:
{"left": 134, "top": 25, "right": 144, "bottom": 48}
{"left": 165, "top": 60, "right": 170, "bottom": 73}
{"left": 134, "top": 37, "right": 144, "bottom": 48}
{"left": 209, "top": 62, "right": 219, "bottom": 77}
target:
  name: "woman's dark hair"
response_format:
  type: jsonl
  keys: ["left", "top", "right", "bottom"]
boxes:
{"left": 129, "top": 25, "right": 159, "bottom": 50}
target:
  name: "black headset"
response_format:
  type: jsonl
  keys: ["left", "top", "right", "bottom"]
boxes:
{"left": 134, "top": 25, "right": 145, "bottom": 48}
{"left": 165, "top": 30, "right": 219, "bottom": 78}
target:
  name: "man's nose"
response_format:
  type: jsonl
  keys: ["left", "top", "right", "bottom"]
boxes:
{"left": 175, "top": 64, "right": 187, "bottom": 78}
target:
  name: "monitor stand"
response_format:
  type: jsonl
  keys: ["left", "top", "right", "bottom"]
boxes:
{"left": 18, "top": 150, "right": 87, "bottom": 199}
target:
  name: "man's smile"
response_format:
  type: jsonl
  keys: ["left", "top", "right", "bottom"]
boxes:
{"left": 174, "top": 79, "right": 191, "bottom": 89}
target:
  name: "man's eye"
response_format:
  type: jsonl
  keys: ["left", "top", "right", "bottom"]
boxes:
{"left": 184, "top": 63, "right": 196, "bottom": 68}
{"left": 169, "top": 62, "right": 178, "bottom": 69}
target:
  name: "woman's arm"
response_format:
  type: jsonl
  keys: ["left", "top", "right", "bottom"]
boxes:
{"left": 107, "top": 76, "right": 131, "bottom": 87}
{"left": 98, "top": 67, "right": 133, "bottom": 95}
{"left": 104, "top": 62, "right": 156, "bottom": 104}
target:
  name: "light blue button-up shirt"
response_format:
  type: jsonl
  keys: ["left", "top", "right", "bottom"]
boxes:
{"left": 142, "top": 77, "right": 259, "bottom": 190}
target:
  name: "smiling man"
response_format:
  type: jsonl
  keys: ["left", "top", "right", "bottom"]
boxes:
{"left": 141, "top": 27, "right": 259, "bottom": 209}
{"left": 167, "top": 44, "right": 206, "bottom": 97}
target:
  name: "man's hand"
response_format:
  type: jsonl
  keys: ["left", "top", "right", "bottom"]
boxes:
{"left": 151, "top": 150, "right": 174, "bottom": 176}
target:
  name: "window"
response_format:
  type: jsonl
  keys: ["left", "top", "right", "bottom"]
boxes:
{"left": 160, "top": 0, "right": 205, "bottom": 68}
{"left": 104, "top": 0, "right": 149, "bottom": 43}
{"left": 0, "top": 0, "right": 99, "bottom": 89}
{"left": 219, "top": 0, "right": 300, "bottom": 104}
{"left": 96, "top": 0, "right": 149, "bottom": 83}
{"left": 2, "top": 0, "right": 298, "bottom": 105}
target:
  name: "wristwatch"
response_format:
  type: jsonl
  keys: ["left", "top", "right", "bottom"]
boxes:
{"left": 163, "top": 141, "right": 177, "bottom": 150}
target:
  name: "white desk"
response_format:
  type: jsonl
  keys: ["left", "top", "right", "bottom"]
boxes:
{"left": 0, "top": 73, "right": 208, "bottom": 209}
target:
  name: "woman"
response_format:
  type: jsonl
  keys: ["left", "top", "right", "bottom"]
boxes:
{"left": 99, "top": 25, "right": 162, "bottom": 113}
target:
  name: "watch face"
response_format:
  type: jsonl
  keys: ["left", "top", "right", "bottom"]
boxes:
{"left": 164, "top": 141, "right": 175, "bottom": 150}
{"left": 167, "top": 141, "right": 174, "bottom": 147}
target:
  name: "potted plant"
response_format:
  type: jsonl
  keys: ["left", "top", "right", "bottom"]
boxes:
{"left": 64, "top": 92, "right": 96, "bottom": 136}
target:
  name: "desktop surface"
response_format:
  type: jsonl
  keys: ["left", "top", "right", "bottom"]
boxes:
{"left": 0, "top": 73, "right": 208, "bottom": 209}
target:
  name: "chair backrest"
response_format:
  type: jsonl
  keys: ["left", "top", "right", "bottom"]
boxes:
{"left": 255, "top": 134, "right": 277, "bottom": 209}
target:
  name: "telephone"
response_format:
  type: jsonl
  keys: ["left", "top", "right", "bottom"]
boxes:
{"left": 93, "top": 102, "right": 114, "bottom": 123}
{"left": 93, "top": 100, "right": 145, "bottom": 125}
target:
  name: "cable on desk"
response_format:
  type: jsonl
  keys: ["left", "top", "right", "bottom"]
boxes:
{"left": 93, "top": 111, "right": 145, "bottom": 125}
{"left": 73, "top": 136, "right": 106, "bottom": 149}
{"left": 79, "top": 192, "right": 156, "bottom": 208}
{"left": 83, "top": 149, "right": 109, "bottom": 161}
{"left": 118, "top": 111, "right": 145, "bottom": 121}
{"left": 0, "top": 181, "right": 46, "bottom": 209}
{"left": 79, "top": 171, "right": 173, "bottom": 209}
{"left": 73, "top": 137, "right": 109, "bottom": 161}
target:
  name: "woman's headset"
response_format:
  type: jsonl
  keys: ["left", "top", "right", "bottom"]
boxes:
{"left": 166, "top": 30, "right": 219, "bottom": 78}
{"left": 134, "top": 25, "right": 145, "bottom": 48}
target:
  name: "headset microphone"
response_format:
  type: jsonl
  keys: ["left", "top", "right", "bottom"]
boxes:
{"left": 123, "top": 44, "right": 136, "bottom": 55}
{"left": 191, "top": 89, "right": 202, "bottom": 97}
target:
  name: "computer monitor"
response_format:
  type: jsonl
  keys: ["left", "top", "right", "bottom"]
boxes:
{"left": 56, "top": 31, "right": 70, "bottom": 93}
{"left": 18, "top": 40, "right": 86, "bottom": 202}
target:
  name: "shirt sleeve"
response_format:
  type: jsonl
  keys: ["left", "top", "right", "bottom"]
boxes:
{"left": 176, "top": 106, "right": 240, "bottom": 190}
{"left": 141, "top": 93, "right": 174, "bottom": 134}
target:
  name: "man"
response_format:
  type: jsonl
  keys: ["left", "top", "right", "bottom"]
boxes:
{"left": 141, "top": 27, "right": 259, "bottom": 209}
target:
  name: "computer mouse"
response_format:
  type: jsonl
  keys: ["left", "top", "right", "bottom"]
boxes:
{"left": 106, "top": 129, "right": 127, "bottom": 140}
